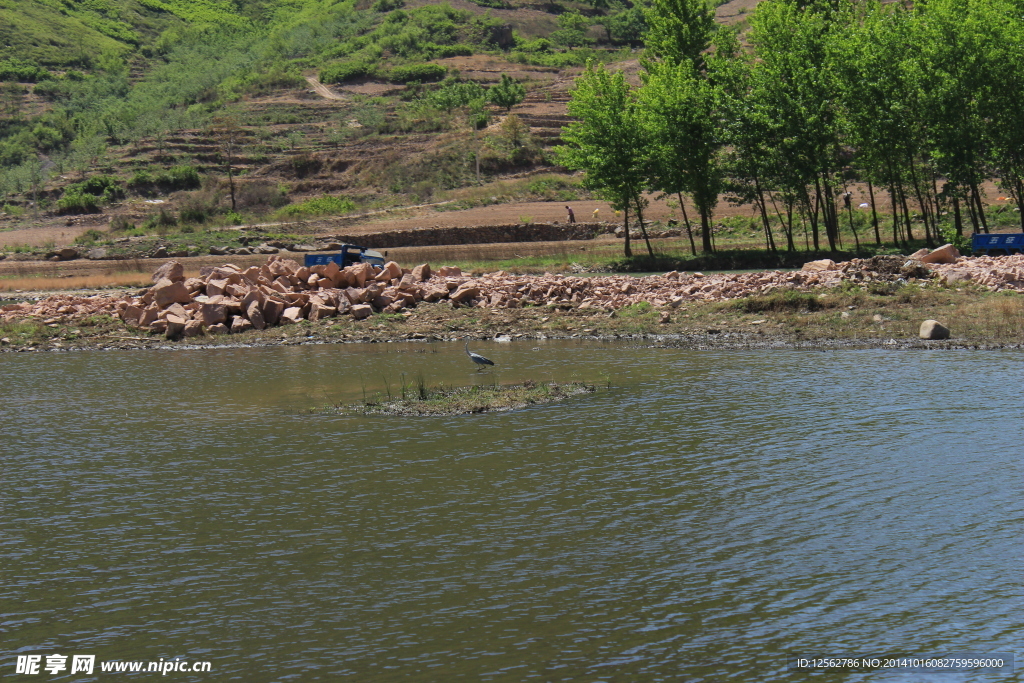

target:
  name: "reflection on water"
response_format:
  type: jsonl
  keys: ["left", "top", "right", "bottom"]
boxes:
{"left": 2, "top": 343, "right": 1022, "bottom": 681}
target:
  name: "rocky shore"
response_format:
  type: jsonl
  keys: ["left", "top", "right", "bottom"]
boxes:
{"left": 3, "top": 244, "right": 1023, "bottom": 351}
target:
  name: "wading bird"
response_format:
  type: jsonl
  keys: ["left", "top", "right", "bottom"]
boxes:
{"left": 465, "top": 341, "right": 495, "bottom": 371}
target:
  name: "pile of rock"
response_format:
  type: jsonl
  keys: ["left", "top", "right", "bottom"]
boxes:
{"left": 927, "top": 252, "right": 1024, "bottom": 290}
{"left": 7, "top": 245, "right": 1024, "bottom": 340}
{"left": 111, "top": 257, "right": 457, "bottom": 338}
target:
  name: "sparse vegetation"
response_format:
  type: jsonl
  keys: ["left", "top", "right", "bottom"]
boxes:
{"left": 315, "top": 379, "right": 598, "bottom": 416}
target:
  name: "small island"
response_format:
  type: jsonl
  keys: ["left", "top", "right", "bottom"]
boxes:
{"left": 314, "top": 380, "right": 598, "bottom": 416}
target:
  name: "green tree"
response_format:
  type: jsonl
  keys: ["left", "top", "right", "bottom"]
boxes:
{"left": 643, "top": 0, "right": 716, "bottom": 69}
{"left": 642, "top": 62, "right": 722, "bottom": 253}
{"left": 487, "top": 74, "right": 525, "bottom": 112}
{"left": 551, "top": 11, "right": 594, "bottom": 48}
{"left": 557, "top": 63, "right": 654, "bottom": 257}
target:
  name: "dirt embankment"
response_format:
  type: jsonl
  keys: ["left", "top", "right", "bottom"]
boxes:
{"left": 4, "top": 248, "right": 1024, "bottom": 353}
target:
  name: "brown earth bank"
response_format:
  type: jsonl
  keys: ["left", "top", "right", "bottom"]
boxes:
{"left": 3, "top": 248, "right": 1024, "bottom": 353}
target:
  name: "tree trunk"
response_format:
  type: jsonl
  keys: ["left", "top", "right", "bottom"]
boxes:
{"left": 970, "top": 181, "right": 988, "bottom": 233}
{"left": 1014, "top": 176, "right": 1024, "bottom": 232}
{"left": 754, "top": 177, "right": 777, "bottom": 253}
{"left": 803, "top": 188, "right": 820, "bottom": 251}
{"left": 952, "top": 194, "right": 964, "bottom": 237}
{"left": 677, "top": 192, "right": 697, "bottom": 256}
{"left": 634, "top": 195, "right": 654, "bottom": 258}
{"left": 907, "top": 157, "right": 933, "bottom": 248}
{"left": 623, "top": 204, "right": 632, "bottom": 258}
{"left": 867, "top": 181, "right": 882, "bottom": 247}
{"left": 898, "top": 182, "right": 914, "bottom": 243}
{"left": 700, "top": 208, "right": 713, "bottom": 253}
{"left": 815, "top": 177, "right": 837, "bottom": 252}
{"left": 888, "top": 183, "right": 901, "bottom": 246}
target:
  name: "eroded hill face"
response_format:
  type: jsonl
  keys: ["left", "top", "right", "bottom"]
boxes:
{"left": 1, "top": 0, "right": 760, "bottom": 256}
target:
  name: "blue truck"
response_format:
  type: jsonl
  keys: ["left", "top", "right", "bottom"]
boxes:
{"left": 971, "top": 233, "right": 1024, "bottom": 255}
{"left": 303, "top": 244, "right": 386, "bottom": 270}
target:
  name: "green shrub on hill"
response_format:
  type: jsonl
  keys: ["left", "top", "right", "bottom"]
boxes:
{"left": 56, "top": 175, "right": 129, "bottom": 214}
{"left": 0, "top": 60, "right": 51, "bottom": 82}
{"left": 426, "top": 78, "right": 485, "bottom": 111}
{"left": 321, "top": 61, "right": 376, "bottom": 84}
{"left": 388, "top": 63, "right": 447, "bottom": 84}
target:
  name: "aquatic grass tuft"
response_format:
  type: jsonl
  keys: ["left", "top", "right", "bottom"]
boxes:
{"left": 311, "top": 380, "right": 598, "bottom": 416}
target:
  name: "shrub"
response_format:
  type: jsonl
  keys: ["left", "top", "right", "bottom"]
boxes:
{"left": 488, "top": 74, "right": 525, "bottom": 112}
{"left": 427, "top": 78, "right": 485, "bottom": 111}
{"left": 291, "top": 153, "right": 322, "bottom": 178}
{"left": 320, "top": 61, "right": 375, "bottom": 84}
{"left": 56, "top": 189, "right": 100, "bottom": 215}
{"left": 0, "top": 60, "right": 50, "bottom": 82}
{"left": 155, "top": 165, "right": 201, "bottom": 191}
{"left": 142, "top": 209, "right": 177, "bottom": 231}
{"left": 127, "top": 170, "right": 154, "bottom": 188}
{"left": 56, "top": 176, "right": 123, "bottom": 214}
{"left": 372, "top": 0, "right": 405, "bottom": 10}
{"left": 237, "top": 181, "right": 288, "bottom": 209}
{"left": 388, "top": 63, "right": 447, "bottom": 84}
{"left": 109, "top": 215, "right": 135, "bottom": 232}
{"left": 78, "top": 175, "right": 124, "bottom": 200}
{"left": 74, "top": 229, "right": 105, "bottom": 245}
{"left": 279, "top": 196, "right": 356, "bottom": 218}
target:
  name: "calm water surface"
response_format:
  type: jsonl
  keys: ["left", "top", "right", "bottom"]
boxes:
{"left": 2, "top": 342, "right": 1022, "bottom": 682}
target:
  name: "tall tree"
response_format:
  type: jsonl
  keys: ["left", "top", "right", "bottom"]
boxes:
{"left": 642, "top": 62, "right": 722, "bottom": 253}
{"left": 557, "top": 63, "right": 654, "bottom": 258}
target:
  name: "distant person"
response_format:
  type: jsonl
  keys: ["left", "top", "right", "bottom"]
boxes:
{"left": 843, "top": 192, "right": 852, "bottom": 209}
{"left": 566, "top": 206, "right": 576, "bottom": 223}
{"left": 592, "top": 208, "right": 600, "bottom": 221}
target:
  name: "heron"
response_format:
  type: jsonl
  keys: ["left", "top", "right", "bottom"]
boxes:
{"left": 464, "top": 341, "right": 495, "bottom": 371}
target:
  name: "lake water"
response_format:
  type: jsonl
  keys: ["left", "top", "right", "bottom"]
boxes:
{"left": 3, "top": 342, "right": 1022, "bottom": 681}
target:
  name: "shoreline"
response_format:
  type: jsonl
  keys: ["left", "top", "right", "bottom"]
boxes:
{"left": 4, "top": 251, "right": 1024, "bottom": 354}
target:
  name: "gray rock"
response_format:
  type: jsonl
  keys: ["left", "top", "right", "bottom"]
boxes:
{"left": 86, "top": 248, "right": 109, "bottom": 260}
{"left": 209, "top": 245, "right": 231, "bottom": 255}
{"left": 288, "top": 243, "right": 317, "bottom": 252}
{"left": 919, "top": 319, "right": 950, "bottom": 340}
{"left": 48, "top": 247, "right": 79, "bottom": 261}
{"left": 255, "top": 244, "right": 279, "bottom": 254}
{"left": 151, "top": 246, "right": 168, "bottom": 258}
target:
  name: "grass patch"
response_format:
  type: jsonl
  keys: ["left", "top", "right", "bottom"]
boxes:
{"left": 277, "top": 196, "right": 356, "bottom": 219}
{"left": 313, "top": 379, "right": 597, "bottom": 416}
{"left": 736, "top": 290, "right": 824, "bottom": 313}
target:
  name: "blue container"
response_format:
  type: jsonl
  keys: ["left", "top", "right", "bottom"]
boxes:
{"left": 971, "top": 233, "right": 1024, "bottom": 255}
{"left": 303, "top": 245, "right": 386, "bottom": 269}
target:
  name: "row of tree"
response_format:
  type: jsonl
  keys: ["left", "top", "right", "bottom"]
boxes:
{"left": 557, "top": 0, "right": 1024, "bottom": 257}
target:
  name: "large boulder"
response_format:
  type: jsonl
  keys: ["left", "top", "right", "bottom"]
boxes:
{"left": 152, "top": 261, "right": 185, "bottom": 283}
{"left": 802, "top": 259, "right": 838, "bottom": 272}
{"left": 246, "top": 301, "right": 266, "bottom": 330}
{"left": 262, "top": 298, "right": 287, "bottom": 326}
{"left": 375, "top": 261, "right": 402, "bottom": 282}
{"left": 153, "top": 278, "right": 192, "bottom": 309}
{"left": 350, "top": 304, "right": 373, "bottom": 320}
{"left": 199, "top": 303, "right": 227, "bottom": 327}
{"left": 919, "top": 319, "right": 950, "bottom": 339}
{"left": 165, "top": 314, "right": 187, "bottom": 339}
{"left": 450, "top": 284, "right": 480, "bottom": 304}
{"left": 920, "top": 243, "right": 960, "bottom": 265}
{"left": 280, "top": 307, "right": 303, "bottom": 324}
{"left": 412, "top": 263, "right": 432, "bottom": 281}
{"left": 230, "top": 315, "right": 253, "bottom": 334}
